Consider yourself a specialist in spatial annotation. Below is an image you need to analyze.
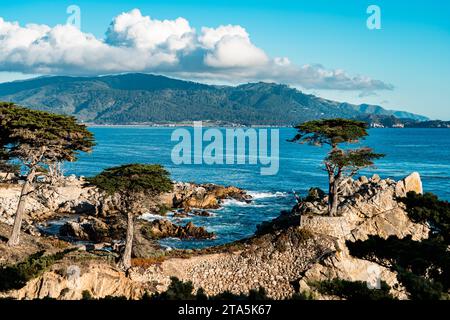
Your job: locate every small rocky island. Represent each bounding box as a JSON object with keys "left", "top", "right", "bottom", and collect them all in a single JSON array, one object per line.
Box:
[{"left": 0, "top": 171, "right": 431, "bottom": 300}]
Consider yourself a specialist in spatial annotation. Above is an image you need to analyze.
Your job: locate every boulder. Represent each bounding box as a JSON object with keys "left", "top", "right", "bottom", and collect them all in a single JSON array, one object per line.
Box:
[
  {"left": 141, "top": 219, "right": 215, "bottom": 240},
  {"left": 395, "top": 172, "right": 423, "bottom": 197},
  {"left": 168, "top": 182, "right": 251, "bottom": 212},
  {"left": 191, "top": 210, "right": 213, "bottom": 217},
  {"left": 60, "top": 216, "right": 110, "bottom": 242}
]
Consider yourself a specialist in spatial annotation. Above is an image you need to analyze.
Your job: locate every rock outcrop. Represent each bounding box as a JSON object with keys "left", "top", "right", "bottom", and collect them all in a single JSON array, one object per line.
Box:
[
  {"left": 0, "top": 263, "right": 147, "bottom": 300},
  {"left": 0, "top": 176, "right": 98, "bottom": 226},
  {"left": 297, "top": 172, "right": 428, "bottom": 240},
  {"left": 395, "top": 171, "right": 423, "bottom": 197},
  {"left": 294, "top": 172, "right": 428, "bottom": 298},
  {"left": 141, "top": 219, "right": 216, "bottom": 240},
  {"left": 0, "top": 177, "right": 250, "bottom": 228},
  {"left": 59, "top": 216, "right": 110, "bottom": 242},
  {"left": 166, "top": 182, "right": 251, "bottom": 211}
]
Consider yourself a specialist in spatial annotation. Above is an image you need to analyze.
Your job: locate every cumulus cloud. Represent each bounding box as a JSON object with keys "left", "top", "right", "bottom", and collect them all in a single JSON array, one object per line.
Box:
[
  {"left": 204, "top": 36, "right": 269, "bottom": 68},
  {"left": 0, "top": 10, "right": 393, "bottom": 91},
  {"left": 105, "top": 9, "right": 195, "bottom": 52}
]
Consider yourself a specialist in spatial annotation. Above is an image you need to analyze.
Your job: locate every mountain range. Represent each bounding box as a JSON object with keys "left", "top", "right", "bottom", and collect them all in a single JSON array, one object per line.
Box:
[{"left": 0, "top": 73, "right": 428, "bottom": 126}]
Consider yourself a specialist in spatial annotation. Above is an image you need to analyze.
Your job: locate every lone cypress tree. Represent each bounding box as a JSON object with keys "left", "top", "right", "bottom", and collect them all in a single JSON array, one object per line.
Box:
[
  {"left": 290, "top": 119, "right": 384, "bottom": 216},
  {"left": 88, "top": 164, "right": 173, "bottom": 270},
  {"left": 0, "top": 102, "right": 95, "bottom": 246}
]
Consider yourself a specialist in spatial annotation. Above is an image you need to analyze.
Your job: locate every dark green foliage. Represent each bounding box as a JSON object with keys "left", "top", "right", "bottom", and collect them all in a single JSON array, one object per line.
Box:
[
  {"left": 289, "top": 118, "right": 383, "bottom": 216},
  {"left": 0, "top": 249, "right": 74, "bottom": 292},
  {"left": 396, "top": 269, "right": 444, "bottom": 300},
  {"left": 0, "top": 102, "right": 95, "bottom": 163},
  {"left": 290, "top": 291, "right": 315, "bottom": 300},
  {"left": 102, "top": 295, "right": 129, "bottom": 300},
  {"left": 311, "top": 279, "right": 394, "bottom": 300},
  {"left": 88, "top": 164, "right": 172, "bottom": 270},
  {"left": 326, "top": 147, "right": 384, "bottom": 175},
  {"left": 146, "top": 277, "right": 320, "bottom": 300},
  {"left": 1, "top": 103, "right": 95, "bottom": 245},
  {"left": 290, "top": 118, "right": 368, "bottom": 146},
  {"left": 0, "top": 161, "right": 20, "bottom": 177},
  {"left": 346, "top": 235, "right": 449, "bottom": 299},
  {"left": 0, "top": 74, "right": 426, "bottom": 125},
  {"left": 347, "top": 192, "right": 450, "bottom": 300},
  {"left": 212, "top": 287, "right": 269, "bottom": 300},
  {"left": 150, "top": 277, "right": 199, "bottom": 300},
  {"left": 81, "top": 290, "right": 128, "bottom": 300},
  {"left": 400, "top": 192, "right": 450, "bottom": 242},
  {"left": 87, "top": 164, "right": 173, "bottom": 197},
  {"left": 347, "top": 236, "right": 450, "bottom": 279},
  {"left": 255, "top": 210, "right": 298, "bottom": 235},
  {"left": 81, "top": 290, "right": 93, "bottom": 300},
  {"left": 156, "top": 204, "right": 172, "bottom": 216},
  {"left": 147, "top": 277, "right": 270, "bottom": 300},
  {"left": 304, "top": 187, "right": 326, "bottom": 202}
]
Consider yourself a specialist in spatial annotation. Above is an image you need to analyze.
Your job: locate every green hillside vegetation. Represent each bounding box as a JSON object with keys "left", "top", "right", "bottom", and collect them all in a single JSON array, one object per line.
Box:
[{"left": 0, "top": 74, "right": 427, "bottom": 126}]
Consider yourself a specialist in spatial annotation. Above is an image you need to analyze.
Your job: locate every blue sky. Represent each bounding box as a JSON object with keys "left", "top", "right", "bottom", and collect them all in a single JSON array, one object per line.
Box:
[{"left": 0, "top": 0, "right": 449, "bottom": 119}]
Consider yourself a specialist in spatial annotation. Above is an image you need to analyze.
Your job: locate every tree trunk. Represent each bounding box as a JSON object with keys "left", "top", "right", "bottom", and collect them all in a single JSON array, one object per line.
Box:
[
  {"left": 328, "top": 181, "right": 339, "bottom": 216},
  {"left": 327, "top": 144, "right": 342, "bottom": 216},
  {"left": 8, "top": 168, "right": 36, "bottom": 246},
  {"left": 119, "top": 211, "right": 134, "bottom": 270},
  {"left": 328, "top": 175, "right": 336, "bottom": 216}
]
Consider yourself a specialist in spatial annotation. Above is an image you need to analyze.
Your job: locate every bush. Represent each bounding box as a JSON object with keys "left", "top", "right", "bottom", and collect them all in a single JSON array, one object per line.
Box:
[
  {"left": 0, "top": 249, "right": 74, "bottom": 292},
  {"left": 400, "top": 192, "right": 450, "bottom": 242},
  {"left": 145, "top": 277, "right": 319, "bottom": 301},
  {"left": 156, "top": 204, "right": 172, "bottom": 216},
  {"left": 310, "top": 279, "right": 395, "bottom": 300},
  {"left": 290, "top": 291, "right": 315, "bottom": 300},
  {"left": 81, "top": 290, "right": 93, "bottom": 300},
  {"left": 149, "top": 277, "right": 197, "bottom": 300}
]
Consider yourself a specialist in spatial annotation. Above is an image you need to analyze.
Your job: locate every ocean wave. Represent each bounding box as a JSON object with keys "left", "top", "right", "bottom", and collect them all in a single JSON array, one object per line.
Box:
[
  {"left": 247, "top": 191, "right": 288, "bottom": 199},
  {"left": 221, "top": 199, "right": 267, "bottom": 207},
  {"left": 139, "top": 213, "right": 166, "bottom": 221}
]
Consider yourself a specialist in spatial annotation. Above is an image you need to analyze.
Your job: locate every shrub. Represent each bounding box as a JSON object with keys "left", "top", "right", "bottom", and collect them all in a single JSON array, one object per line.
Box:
[
  {"left": 0, "top": 249, "right": 74, "bottom": 292},
  {"left": 156, "top": 204, "right": 172, "bottom": 216},
  {"left": 150, "top": 277, "right": 197, "bottom": 300},
  {"left": 81, "top": 290, "right": 93, "bottom": 300},
  {"left": 310, "top": 278, "right": 395, "bottom": 300}
]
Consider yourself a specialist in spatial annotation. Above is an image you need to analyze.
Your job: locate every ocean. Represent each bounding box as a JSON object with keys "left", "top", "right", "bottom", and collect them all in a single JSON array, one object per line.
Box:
[{"left": 63, "top": 127, "right": 450, "bottom": 249}]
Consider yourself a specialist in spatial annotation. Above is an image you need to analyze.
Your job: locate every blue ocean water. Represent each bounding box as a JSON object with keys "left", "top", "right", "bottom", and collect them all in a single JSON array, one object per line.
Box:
[{"left": 63, "top": 127, "right": 450, "bottom": 249}]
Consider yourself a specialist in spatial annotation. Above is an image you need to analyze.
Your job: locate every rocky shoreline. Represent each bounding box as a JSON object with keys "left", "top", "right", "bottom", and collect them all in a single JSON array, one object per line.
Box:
[
  {"left": 0, "top": 177, "right": 251, "bottom": 242},
  {"left": 0, "top": 172, "right": 430, "bottom": 300}
]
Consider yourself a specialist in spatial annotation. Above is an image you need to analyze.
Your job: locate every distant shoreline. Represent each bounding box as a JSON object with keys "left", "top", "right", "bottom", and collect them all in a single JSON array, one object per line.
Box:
[
  {"left": 84, "top": 122, "right": 450, "bottom": 129},
  {"left": 85, "top": 122, "right": 290, "bottom": 128}
]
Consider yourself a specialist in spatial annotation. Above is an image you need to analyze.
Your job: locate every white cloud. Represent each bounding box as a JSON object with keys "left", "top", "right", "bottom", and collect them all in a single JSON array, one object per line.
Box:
[
  {"left": 199, "top": 25, "right": 248, "bottom": 49},
  {"left": 204, "top": 35, "right": 269, "bottom": 68},
  {"left": 105, "top": 9, "right": 195, "bottom": 52},
  {"left": 0, "top": 10, "right": 394, "bottom": 91}
]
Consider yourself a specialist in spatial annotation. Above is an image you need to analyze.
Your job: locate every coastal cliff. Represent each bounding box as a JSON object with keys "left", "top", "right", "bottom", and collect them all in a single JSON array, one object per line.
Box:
[{"left": 0, "top": 172, "right": 429, "bottom": 300}]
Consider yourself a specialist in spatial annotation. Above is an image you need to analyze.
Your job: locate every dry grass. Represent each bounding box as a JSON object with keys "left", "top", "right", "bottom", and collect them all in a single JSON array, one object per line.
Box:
[{"left": 131, "top": 256, "right": 167, "bottom": 268}]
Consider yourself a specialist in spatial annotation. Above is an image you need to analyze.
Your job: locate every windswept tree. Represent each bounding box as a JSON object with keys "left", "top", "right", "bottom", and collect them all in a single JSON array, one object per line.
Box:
[
  {"left": 88, "top": 164, "right": 173, "bottom": 270},
  {"left": 290, "top": 119, "right": 384, "bottom": 216},
  {"left": 0, "top": 102, "right": 95, "bottom": 246}
]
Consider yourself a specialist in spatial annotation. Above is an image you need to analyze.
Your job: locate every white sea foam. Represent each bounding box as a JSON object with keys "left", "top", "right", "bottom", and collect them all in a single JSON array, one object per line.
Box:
[
  {"left": 139, "top": 213, "right": 165, "bottom": 221},
  {"left": 247, "top": 191, "right": 287, "bottom": 199},
  {"left": 221, "top": 198, "right": 266, "bottom": 207}
]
